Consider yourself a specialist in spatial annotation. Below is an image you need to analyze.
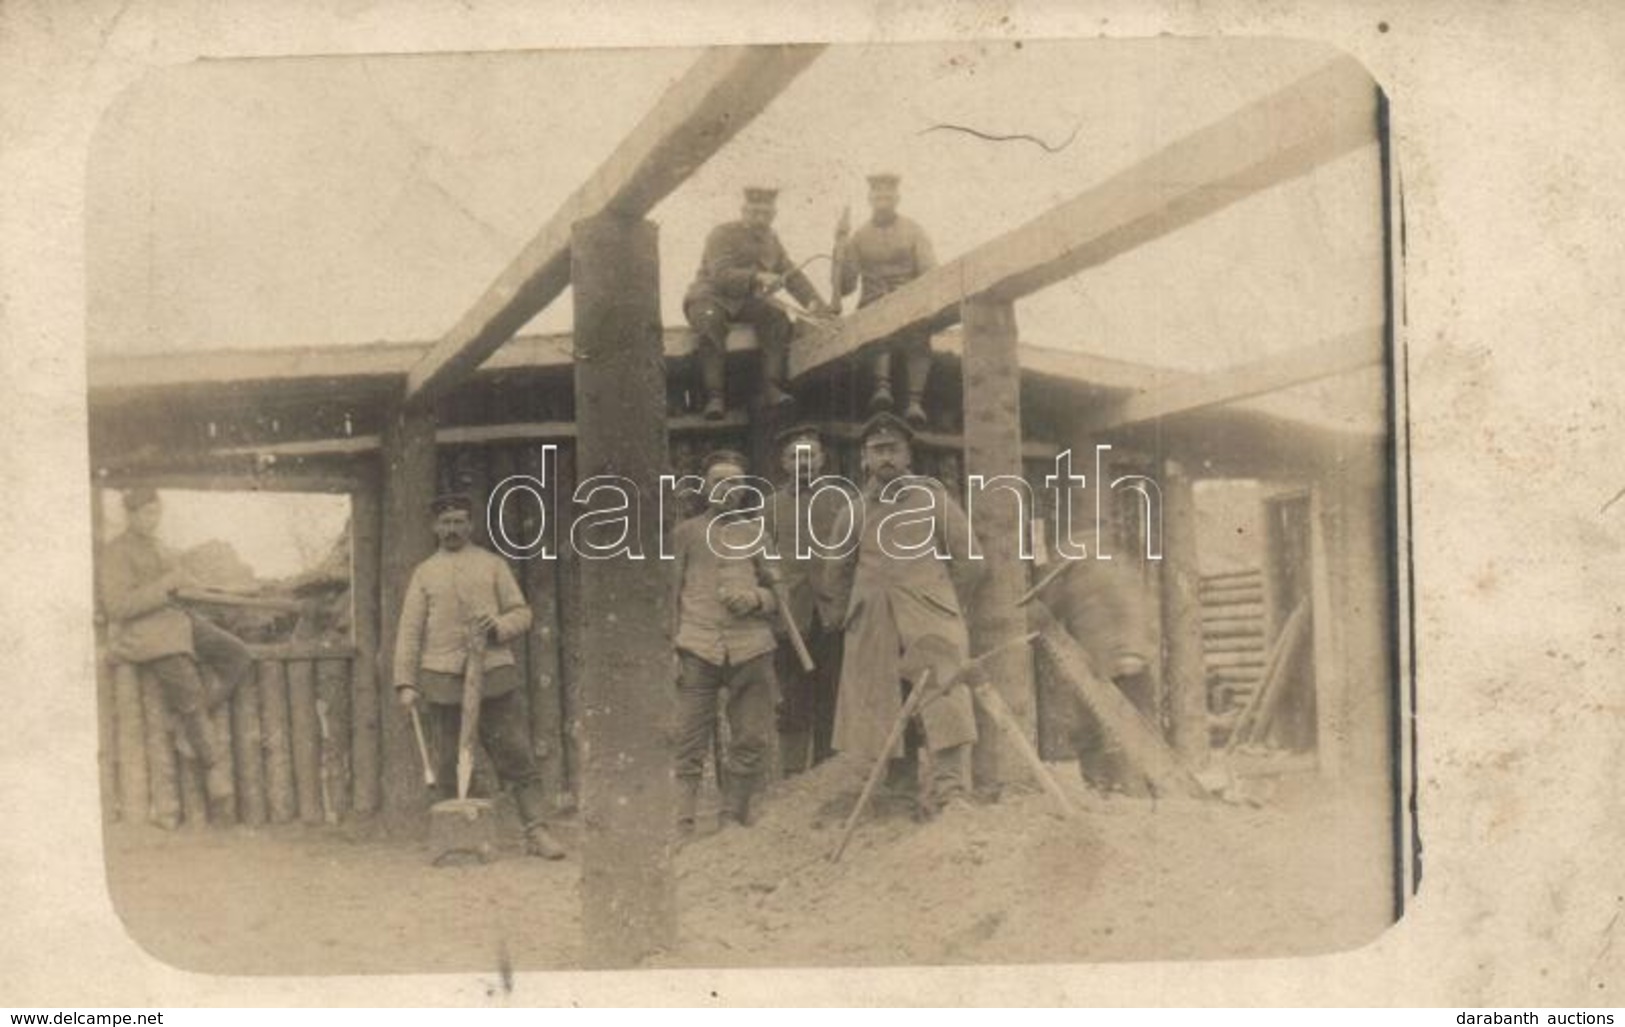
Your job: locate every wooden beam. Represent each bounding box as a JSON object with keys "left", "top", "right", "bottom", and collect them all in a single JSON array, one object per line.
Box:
[
  {"left": 792, "top": 56, "right": 1377, "bottom": 378},
  {"left": 1078, "top": 327, "right": 1382, "bottom": 434},
  {"left": 405, "top": 44, "right": 826, "bottom": 403}
]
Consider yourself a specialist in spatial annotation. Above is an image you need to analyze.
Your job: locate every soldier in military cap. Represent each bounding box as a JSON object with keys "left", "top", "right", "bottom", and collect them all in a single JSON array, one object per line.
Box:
[
  {"left": 834, "top": 173, "right": 939, "bottom": 426},
  {"left": 668, "top": 450, "right": 783, "bottom": 833},
  {"left": 684, "top": 187, "right": 831, "bottom": 419},
  {"left": 763, "top": 423, "right": 850, "bottom": 774},
  {"left": 393, "top": 492, "right": 565, "bottom": 859},
  {"left": 825, "top": 413, "right": 986, "bottom": 814},
  {"left": 99, "top": 487, "right": 255, "bottom": 826}
]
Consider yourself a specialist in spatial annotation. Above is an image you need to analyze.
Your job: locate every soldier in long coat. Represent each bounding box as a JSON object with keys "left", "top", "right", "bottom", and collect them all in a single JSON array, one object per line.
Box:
[
  {"left": 826, "top": 413, "right": 986, "bottom": 810},
  {"left": 763, "top": 423, "right": 850, "bottom": 774},
  {"left": 684, "top": 187, "right": 828, "bottom": 418}
]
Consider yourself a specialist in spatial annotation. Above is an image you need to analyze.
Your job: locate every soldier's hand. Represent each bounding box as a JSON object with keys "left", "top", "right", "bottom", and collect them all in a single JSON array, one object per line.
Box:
[
  {"left": 471, "top": 612, "right": 499, "bottom": 640},
  {"left": 754, "top": 271, "right": 781, "bottom": 293},
  {"left": 396, "top": 686, "right": 423, "bottom": 710}
]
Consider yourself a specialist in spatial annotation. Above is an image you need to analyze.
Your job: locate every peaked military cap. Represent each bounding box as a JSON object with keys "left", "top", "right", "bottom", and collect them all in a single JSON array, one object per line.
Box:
[
  {"left": 866, "top": 172, "right": 901, "bottom": 189},
  {"left": 743, "top": 186, "right": 779, "bottom": 203}
]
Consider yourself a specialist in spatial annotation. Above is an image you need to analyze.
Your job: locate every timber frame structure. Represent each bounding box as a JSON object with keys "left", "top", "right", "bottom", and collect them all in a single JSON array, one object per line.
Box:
[{"left": 89, "top": 45, "right": 1406, "bottom": 963}]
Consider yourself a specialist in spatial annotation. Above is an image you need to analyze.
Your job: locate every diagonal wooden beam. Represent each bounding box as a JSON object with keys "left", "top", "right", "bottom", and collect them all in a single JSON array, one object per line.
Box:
[
  {"left": 791, "top": 55, "right": 1378, "bottom": 379},
  {"left": 1077, "top": 325, "right": 1383, "bottom": 434},
  {"left": 405, "top": 44, "right": 826, "bottom": 404}
]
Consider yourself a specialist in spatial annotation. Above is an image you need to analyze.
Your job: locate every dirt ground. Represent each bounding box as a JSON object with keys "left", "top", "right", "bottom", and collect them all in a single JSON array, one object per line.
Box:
[{"left": 104, "top": 754, "right": 1394, "bottom": 976}]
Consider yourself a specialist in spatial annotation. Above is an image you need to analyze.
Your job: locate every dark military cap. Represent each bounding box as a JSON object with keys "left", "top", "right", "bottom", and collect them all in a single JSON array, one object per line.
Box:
[
  {"left": 121, "top": 486, "right": 159, "bottom": 512},
  {"left": 774, "top": 422, "right": 823, "bottom": 449},
  {"left": 859, "top": 410, "right": 914, "bottom": 444},
  {"left": 700, "top": 449, "right": 749, "bottom": 475},
  {"left": 743, "top": 186, "right": 779, "bottom": 204},
  {"left": 429, "top": 492, "right": 475, "bottom": 515},
  {"left": 866, "top": 172, "right": 901, "bottom": 189}
]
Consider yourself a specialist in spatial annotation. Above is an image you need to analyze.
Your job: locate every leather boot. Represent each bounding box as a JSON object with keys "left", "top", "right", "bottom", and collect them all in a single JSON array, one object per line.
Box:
[
  {"left": 869, "top": 351, "right": 895, "bottom": 412},
  {"left": 719, "top": 773, "right": 758, "bottom": 828},
  {"left": 675, "top": 775, "right": 701, "bottom": 836},
  {"left": 903, "top": 349, "right": 932, "bottom": 427},
  {"left": 698, "top": 346, "right": 726, "bottom": 419},
  {"left": 515, "top": 783, "right": 566, "bottom": 860}
]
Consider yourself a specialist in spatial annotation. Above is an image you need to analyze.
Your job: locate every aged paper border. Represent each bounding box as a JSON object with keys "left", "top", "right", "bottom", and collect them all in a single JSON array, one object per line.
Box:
[{"left": 3, "top": 0, "right": 1620, "bottom": 1007}]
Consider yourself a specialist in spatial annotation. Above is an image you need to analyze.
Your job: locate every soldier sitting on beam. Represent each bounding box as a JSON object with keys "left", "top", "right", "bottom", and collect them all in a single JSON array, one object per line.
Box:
[{"left": 834, "top": 173, "right": 939, "bottom": 427}]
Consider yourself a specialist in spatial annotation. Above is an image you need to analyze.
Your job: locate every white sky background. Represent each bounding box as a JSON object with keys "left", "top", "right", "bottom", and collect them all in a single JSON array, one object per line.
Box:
[{"left": 86, "top": 40, "right": 1387, "bottom": 576}]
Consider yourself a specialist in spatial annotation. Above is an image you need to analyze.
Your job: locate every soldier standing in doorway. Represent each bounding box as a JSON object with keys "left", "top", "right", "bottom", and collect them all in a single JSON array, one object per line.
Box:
[
  {"left": 826, "top": 413, "right": 986, "bottom": 816},
  {"left": 764, "top": 423, "right": 849, "bottom": 775},
  {"left": 392, "top": 493, "right": 566, "bottom": 859},
  {"left": 834, "top": 173, "right": 939, "bottom": 427},
  {"left": 669, "top": 450, "right": 783, "bottom": 834},
  {"left": 99, "top": 487, "right": 255, "bottom": 826},
  {"left": 684, "top": 187, "right": 830, "bottom": 419}
]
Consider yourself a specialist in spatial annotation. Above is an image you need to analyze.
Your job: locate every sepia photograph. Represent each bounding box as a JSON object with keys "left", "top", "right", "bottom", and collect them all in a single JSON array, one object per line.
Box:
[{"left": 83, "top": 37, "right": 1405, "bottom": 975}]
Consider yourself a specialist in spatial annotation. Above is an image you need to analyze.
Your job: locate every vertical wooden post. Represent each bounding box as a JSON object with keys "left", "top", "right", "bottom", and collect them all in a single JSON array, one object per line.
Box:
[
  {"left": 379, "top": 400, "right": 438, "bottom": 823},
  {"left": 205, "top": 693, "right": 235, "bottom": 824},
  {"left": 1159, "top": 458, "right": 1209, "bottom": 768},
  {"left": 287, "top": 659, "right": 323, "bottom": 823},
  {"left": 521, "top": 443, "right": 569, "bottom": 810},
  {"left": 960, "top": 296, "right": 1036, "bottom": 790},
  {"left": 231, "top": 667, "right": 268, "bottom": 826},
  {"left": 96, "top": 653, "right": 119, "bottom": 822},
  {"left": 93, "top": 488, "right": 119, "bottom": 821},
  {"left": 113, "top": 662, "right": 147, "bottom": 822},
  {"left": 317, "top": 658, "right": 353, "bottom": 823},
  {"left": 555, "top": 443, "right": 583, "bottom": 809},
  {"left": 260, "top": 659, "right": 297, "bottom": 824},
  {"left": 350, "top": 482, "right": 384, "bottom": 815},
  {"left": 571, "top": 212, "right": 677, "bottom": 967}
]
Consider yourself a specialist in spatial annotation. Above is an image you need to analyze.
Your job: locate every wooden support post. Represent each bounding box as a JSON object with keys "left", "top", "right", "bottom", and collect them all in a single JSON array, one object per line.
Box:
[
  {"left": 570, "top": 213, "right": 677, "bottom": 967},
  {"left": 113, "top": 663, "right": 147, "bottom": 822},
  {"left": 960, "top": 297, "right": 1036, "bottom": 790},
  {"left": 1159, "top": 459, "right": 1209, "bottom": 769},
  {"left": 379, "top": 401, "right": 439, "bottom": 822},
  {"left": 260, "top": 659, "right": 297, "bottom": 824},
  {"left": 350, "top": 484, "right": 383, "bottom": 815},
  {"left": 317, "top": 658, "right": 353, "bottom": 823},
  {"left": 231, "top": 667, "right": 268, "bottom": 825},
  {"left": 521, "top": 443, "right": 569, "bottom": 810},
  {"left": 287, "top": 659, "right": 323, "bottom": 823},
  {"left": 139, "top": 672, "right": 180, "bottom": 827}
]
